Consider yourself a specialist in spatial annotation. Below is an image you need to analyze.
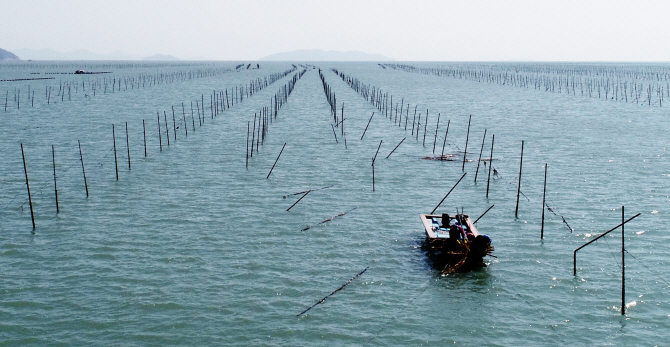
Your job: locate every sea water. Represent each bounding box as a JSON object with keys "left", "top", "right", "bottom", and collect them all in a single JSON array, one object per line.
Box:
[{"left": 1, "top": 61, "right": 668, "bottom": 345}]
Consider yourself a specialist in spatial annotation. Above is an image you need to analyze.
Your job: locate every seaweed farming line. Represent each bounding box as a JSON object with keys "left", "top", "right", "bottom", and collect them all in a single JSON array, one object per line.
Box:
[
  {"left": 1, "top": 69, "right": 301, "bottom": 230},
  {"left": 331, "top": 68, "right": 468, "bottom": 156},
  {"left": 328, "top": 68, "right": 583, "bottom": 239},
  {"left": 383, "top": 63, "right": 669, "bottom": 107},
  {"left": 318, "top": 68, "right": 348, "bottom": 148},
  {"left": 246, "top": 69, "right": 308, "bottom": 166},
  {"left": 2, "top": 65, "right": 296, "bottom": 111}
]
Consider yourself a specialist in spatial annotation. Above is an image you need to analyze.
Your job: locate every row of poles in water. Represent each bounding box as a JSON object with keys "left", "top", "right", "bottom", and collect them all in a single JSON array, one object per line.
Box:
[
  {"left": 333, "top": 64, "right": 637, "bottom": 315},
  {"left": 384, "top": 63, "right": 669, "bottom": 107},
  {"left": 14, "top": 67, "right": 300, "bottom": 232}
]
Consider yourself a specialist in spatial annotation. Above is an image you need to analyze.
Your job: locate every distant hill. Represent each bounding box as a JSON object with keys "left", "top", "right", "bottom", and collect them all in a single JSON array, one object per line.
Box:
[
  {"left": 260, "top": 49, "right": 393, "bottom": 61},
  {"left": 12, "top": 48, "right": 140, "bottom": 60},
  {"left": 0, "top": 48, "right": 20, "bottom": 61},
  {"left": 143, "top": 54, "right": 179, "bottom": 61}
]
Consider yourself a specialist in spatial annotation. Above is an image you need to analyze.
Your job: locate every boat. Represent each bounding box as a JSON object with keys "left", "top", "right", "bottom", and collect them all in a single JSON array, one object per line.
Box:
[{"left": 419, "top": 212, "right": 494, "bottom": 273}]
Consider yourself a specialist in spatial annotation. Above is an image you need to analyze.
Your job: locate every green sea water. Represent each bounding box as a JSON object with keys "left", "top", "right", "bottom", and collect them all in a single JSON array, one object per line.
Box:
[{"left": 1, "top": 61, "right": 669, "bottom": 346}]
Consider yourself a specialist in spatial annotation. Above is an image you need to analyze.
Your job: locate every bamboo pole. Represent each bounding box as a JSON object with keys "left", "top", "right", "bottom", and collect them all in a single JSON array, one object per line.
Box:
[
  {"left": 113, "top": 124, "right": 118, "bottom": 180},
  {"left": 431, "top": 173, "right": 467, "bottom": 214},
  {"left": 157, "top": 113, "right": 162, "bottom": 151},
  {"left": 622, "top": 206, "right": 625, "bottom": 315},
  {"left": 21, "top": 144, "right": 35, "bottom": 231},
  {"left": 573, "top": 212, "right": 640, "bottom": 276},
  {"left": 441, "top": 120, "right": 450, "bottom": 159},
  {"left": 52, "top": 145, "right": 59, "bottom": 214},
  {"left": 143, "top": 119, "right": 147, "bottom": 157},
  {"left": 515, "top": 141, "right": 524, "bottom": 218},
  {"left": 541, "top": 164, "right": 547, "bottom": 238},
  {"left": 474, "top": 129, "right": 487, "bottom": 183},
  {"left": 432, "top": 113, "right": 441, "bottom": 153},
  {"left": 126, "top": 122, "right": 131, "bottom": 170},
  {"left": 462, "top": 115, "right": 471, "bottom": 171},
  {"left": 267, "top": 143, "right": 286, "bottom": 179},
  {"left": 386, "top": 138, "right": 406, "bottom": 158},
  {"left": 361, "top": 112, "right": 375, "bottom": 140},
  {"left": 486, "top": 135, "right": 495, "bottom": 198},
  {"left": 78, "top": 141, "right": 89, "bottom": 197}
]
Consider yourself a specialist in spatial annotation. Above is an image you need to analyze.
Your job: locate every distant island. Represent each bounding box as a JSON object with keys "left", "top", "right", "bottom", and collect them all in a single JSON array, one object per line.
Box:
[
  {"left": 260, "top": 49, "right": 393, "bottom": 61},
  {"left": 9, "top": 49, "right": 180, "bottom": 61},
  {"left": 143, "top": 54, "right": 179, "bottom": 61},
  {"left": 0, "top": 48, "right": 20, "bottom": 61}
]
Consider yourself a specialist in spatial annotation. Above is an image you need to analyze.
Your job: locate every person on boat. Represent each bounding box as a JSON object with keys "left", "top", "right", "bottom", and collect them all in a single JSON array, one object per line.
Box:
[
  {"left": 441, "top": 213, "right": 450, "bottom": 229},
  {"left": 449, "top": 224, "right": 466, "bottom": 244}
]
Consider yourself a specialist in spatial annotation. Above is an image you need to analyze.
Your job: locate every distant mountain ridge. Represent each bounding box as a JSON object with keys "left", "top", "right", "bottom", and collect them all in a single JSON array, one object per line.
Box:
[
  {"left": 0, "top": 48, "right": 20, "bottom": 61},
  {"left": 260, "top": 49, "right": 393, "bottom": 61},
  {"left": 13, "top": 48, "right": 140, "bottom": 60},
  {"left": 11, "top": 49, "right": 181, "bottom": 61}
]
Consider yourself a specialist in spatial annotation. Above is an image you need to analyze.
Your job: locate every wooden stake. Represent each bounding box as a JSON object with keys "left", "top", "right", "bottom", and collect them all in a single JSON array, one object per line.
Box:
[
  {"left": 361, "top": 112, "right": 375, "bottom": 140},
  {"left": 143, "top": 119, "right": 147, "bottom": 157},
  {"left": 164, "top": 112, "right": 170, "bottom": 146},
  {"left": 172, "top": 106, "right": 177, "bottom": 141},
  {"left": 157, "top": 113, "right": 162, "bottom": 151},
  {"left": 541, "top": 163, "right": 547, "bottom": 238},
  {"left": 573, "top": 212, "right": 640, "bottom": 276},
  {"left": 182, "top": 103, "right": 188, "bottom": 137},
  {"left": 386, "top": 137, "right": 406, "bottom": 158},
  {"left": 432, "top": 113, "right": 440, "bottom": 153},
  {"left": 462, "top": 115, "right": 471, "bottom": 171},
  {"left": 474, "top": 129, "right": 487, "bottom": 183},
  {"left": 622, "top": 206, "right": 625, "bottom": 315},
  {"left": 422, "top": 109, "right": 428, "bottom": 146},
  {"left": 113, "top": 124, "right": 118, "bottom": 180},
  {"left": 246, "top": 121, "right": 250, "bottom": 168},
  {"left": 486, "top": 135, "right": 495, "bottom": 198},
  {"left": 431, "top": 173, "right": 467, "bottom": 214},
  {"left": 287, "top": 190, "right": 310, "bottom": 211},
  {"left": 515, "top": 140, "right": 524, "bottom": 218},
  {"left": 441, "top": 120, "right": 450, "bottom": 159},
  {"left": 126, "top": 122, "right": 131, "bottom": 170},
  {"left": 267, "top": 143, "right": 286, "bottom": 179},
  {"left": 21, "top": 143, "right": 35, "bottom": 231},
  {"left": 52, "top": 145, "right": 59, "bottom": 214},
  {"left": 78, "top": 140, "right": 89, "bottom": 197}
]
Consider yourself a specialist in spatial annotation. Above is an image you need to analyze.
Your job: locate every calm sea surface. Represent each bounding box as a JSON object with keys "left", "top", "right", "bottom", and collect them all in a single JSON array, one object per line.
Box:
[{"left": 1, "top": 61, "right": 669, "bottom": 346}]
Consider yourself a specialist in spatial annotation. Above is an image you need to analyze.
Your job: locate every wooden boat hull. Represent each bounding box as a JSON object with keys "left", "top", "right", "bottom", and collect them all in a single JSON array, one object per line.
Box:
[{"left": 420, "top": 213, "right": 493, "bottom": 273}]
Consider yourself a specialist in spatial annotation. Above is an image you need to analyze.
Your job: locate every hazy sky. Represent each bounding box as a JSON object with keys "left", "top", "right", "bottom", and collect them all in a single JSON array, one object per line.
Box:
[{"left": 2, "top": 0, "right": 669, "bottom": 61}]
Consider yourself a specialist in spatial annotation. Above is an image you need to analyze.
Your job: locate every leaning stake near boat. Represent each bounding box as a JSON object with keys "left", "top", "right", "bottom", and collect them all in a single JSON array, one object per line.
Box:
[{"left": 420, "top": 212, "right": 494, "bottom": 273}]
